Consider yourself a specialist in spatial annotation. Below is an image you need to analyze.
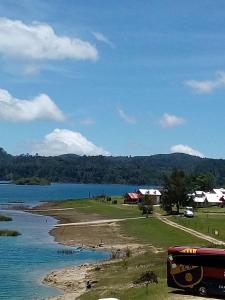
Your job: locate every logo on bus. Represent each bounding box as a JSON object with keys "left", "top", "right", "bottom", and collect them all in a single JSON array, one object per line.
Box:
[
  {"left": 171, "top": 264, "right": 203, "bottom": 288},
  {"left": 168, "top": 254, "right": 203, "bottom": 288}
]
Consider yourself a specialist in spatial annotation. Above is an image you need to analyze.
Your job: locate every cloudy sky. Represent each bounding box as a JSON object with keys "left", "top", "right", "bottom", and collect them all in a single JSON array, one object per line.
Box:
[{"left": 0, "top": 0, "right": 224, "bottom": 157}]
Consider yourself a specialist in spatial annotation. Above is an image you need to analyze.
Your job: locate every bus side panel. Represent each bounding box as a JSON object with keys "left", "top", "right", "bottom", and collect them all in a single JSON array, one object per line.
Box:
[
  {"left": 167, "top": 260, "right": 178, "bottom": 289},
  {"left": 167, "top": 260, "right": 203, "bottom": 289}
]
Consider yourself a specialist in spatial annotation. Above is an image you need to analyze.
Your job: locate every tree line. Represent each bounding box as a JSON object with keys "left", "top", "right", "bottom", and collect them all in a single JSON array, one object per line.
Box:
[
  {"left": 161, "top": 169, "right": 216, "bottom": 215},
  {"left": 0, "top": 147, "right": 225, "bottom": 185}
]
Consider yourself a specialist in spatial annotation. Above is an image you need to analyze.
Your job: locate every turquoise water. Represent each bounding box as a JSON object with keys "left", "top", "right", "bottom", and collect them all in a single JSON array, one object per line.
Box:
[
  {"left": 0, "top": 183, "right": 149, "bottom": 299},
  {"left": 0, "top": 210, "right": 108, "bottom": 300}
]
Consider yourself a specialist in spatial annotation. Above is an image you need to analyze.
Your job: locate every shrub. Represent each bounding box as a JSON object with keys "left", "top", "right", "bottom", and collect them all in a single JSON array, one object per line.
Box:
[
  {"left": 125, "top": 247, "right": 132, "bottom": 257},
  {"left": 121, "top": 258, "right": 128, "bottom": 269},
  {"left": 94, "top": 265, "right": 101, "bottom": 271},
  {"left": 133, "top": 271, "right": 158, "bottom": 285},
  {"left": 110, "top": 249, "right": 121, "bottom": 259}
]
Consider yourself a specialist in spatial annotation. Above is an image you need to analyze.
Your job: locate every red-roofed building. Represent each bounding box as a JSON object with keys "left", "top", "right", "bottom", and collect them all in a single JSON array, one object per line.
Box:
[{"left": 124, "top": 192, "right": 140, "bottom": 204}]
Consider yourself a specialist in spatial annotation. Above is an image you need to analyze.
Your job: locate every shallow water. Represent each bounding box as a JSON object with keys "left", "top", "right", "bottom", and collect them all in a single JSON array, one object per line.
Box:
[
  {"left": 0, "top": 210, "right": 108, "bottom": 300},
  {"left": 0, "top": 183, "right": 152, "bottom": 299}
]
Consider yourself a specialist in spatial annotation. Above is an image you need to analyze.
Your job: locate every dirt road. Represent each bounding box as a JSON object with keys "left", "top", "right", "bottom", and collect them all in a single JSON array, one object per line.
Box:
[
  {"left": 156, "top": 213, "right": 225, "bottom": 245},
  {"left": 54, "top": 216, "right": 145, "bottom": 227}
]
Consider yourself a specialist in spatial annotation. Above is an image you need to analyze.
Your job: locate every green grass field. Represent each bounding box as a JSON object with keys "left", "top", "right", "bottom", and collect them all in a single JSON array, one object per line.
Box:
[
  {"left": 45, "top": 197, "right": 141, "bottom": 222},
  {"left": 172, "top": 207, "right": 225, "bottom": 242},
  {"left": 122, "top": 218, "right": 207, "bottom": 248},
  {"left": 78, "top": 217, "right": 209, "bottom": 300},
  {"left": 42, "top": 198, "right": 212, "bottom": 299}
]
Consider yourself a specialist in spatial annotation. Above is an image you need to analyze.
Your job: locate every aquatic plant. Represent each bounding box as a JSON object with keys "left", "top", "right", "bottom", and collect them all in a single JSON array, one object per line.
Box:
[
  {"left": 0, "top": 215, "right": 12, "bottom": 221},
  {"left": 0, "top": 230, "right": 21, "bottom": 236}
]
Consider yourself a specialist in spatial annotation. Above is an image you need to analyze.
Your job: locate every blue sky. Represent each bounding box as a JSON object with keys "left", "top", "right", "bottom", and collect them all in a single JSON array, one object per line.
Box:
[{"left": 0, "top": 0, "right": 225, "bottom": 158}]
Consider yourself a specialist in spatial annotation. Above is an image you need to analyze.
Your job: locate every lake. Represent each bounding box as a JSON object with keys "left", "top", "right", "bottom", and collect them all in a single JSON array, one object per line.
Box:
[
  {"left": 0, "top": 183, "right": 147, "bottom": 299},
  {"left": 0, "top": 182, "right": 143, "bottom": 206}
]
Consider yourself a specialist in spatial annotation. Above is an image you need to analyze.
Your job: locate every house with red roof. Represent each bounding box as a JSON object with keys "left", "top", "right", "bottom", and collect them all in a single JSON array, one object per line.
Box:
[{"left": 124, "top": 192, "right": 140, "bottom": 204}]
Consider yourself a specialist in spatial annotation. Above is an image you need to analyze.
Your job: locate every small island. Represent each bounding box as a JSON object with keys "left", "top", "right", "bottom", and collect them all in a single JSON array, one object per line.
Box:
[
  {"left": 0, "top": 230, "right": 21, "bottom": 236},
  {"left": 13, "top": 177, "right": 51, "bottom": 186},
  {"left": 0, "top": 214, "right": 12, "bottom": 221},
  {"left": 0, "top": 214, "right": 20, "bottom": 236}
]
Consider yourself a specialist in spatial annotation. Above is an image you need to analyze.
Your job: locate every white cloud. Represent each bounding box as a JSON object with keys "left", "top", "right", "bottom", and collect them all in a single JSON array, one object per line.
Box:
[
  {"left": 33, "top": 129, "right": 110, "bottom": 156},
  {"left": 92, "top": 31, "right": 114, "bottom": 48},
  {"left": 160, "top": 113, "right": 185, "bottom": 128},
  {"left": 80, "top": 117, "right": 95, "bottom": 126},
  {"left": 0, "top": 17, "right": 98, "bottom": 61},
  {"left": 117, "top": 108, "right": 136, "bottom": 124},
  {"left": 170, "top": 144, "right": 204, "bottom": 157},
  {"left": 0, "top": 88, "right": 65, "bottom": 122},
  {"left": 185, "top": 72, "right": 225, "bottom": 94}
]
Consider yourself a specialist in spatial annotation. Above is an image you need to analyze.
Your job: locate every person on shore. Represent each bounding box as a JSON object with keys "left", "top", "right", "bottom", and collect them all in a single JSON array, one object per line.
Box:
[{"left": 86, "top": 280, "right": 91, "bottom": 289}]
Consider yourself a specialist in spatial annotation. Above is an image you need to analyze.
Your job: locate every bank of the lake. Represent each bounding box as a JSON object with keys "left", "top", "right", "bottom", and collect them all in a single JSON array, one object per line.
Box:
[
  {"left": 40, "top": 197, "right": 210, "bottom": 300},
  {"left": 0, "top": 210, "right": 108, "bottom": 300},
  {"left": 0, "top": 183, "right": 153, "bottom": 300}
]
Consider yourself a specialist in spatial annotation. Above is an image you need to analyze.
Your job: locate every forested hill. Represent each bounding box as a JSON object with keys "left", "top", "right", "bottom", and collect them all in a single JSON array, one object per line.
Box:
[{"left": 0, "top": 147, "right": 225, "bottom": 185}]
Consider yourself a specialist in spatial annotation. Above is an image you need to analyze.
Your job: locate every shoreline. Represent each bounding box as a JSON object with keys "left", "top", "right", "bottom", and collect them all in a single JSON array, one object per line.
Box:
[
  {"left": 43, "top": 262, "right": 96, "bottom": 300},
  {"left": 33, "top": 199, "right": 215, "bottom": 300},
  {"left": 36, "top": 203, "right": 147, "bottom": 300},
  {"left": 42, "top": 243, "right": 149, "bottom": 300}
]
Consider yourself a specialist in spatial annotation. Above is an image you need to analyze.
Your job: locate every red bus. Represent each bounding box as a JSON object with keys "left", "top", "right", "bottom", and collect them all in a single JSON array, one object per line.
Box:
[{"left": 167, "top": 246, "right": 225, "bottom": 297}]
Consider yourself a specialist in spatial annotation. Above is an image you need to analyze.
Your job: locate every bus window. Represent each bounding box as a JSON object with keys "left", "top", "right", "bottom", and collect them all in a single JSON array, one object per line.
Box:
[{"left": 173, "top": 254, "right": 225, "bottom": 268}]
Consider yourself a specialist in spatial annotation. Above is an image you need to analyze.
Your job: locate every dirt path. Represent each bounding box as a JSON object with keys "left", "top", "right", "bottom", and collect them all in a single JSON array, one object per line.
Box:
[
  {"left": 30, "top": 208, "right": 75, "bottom": 212},
  {"left": 155, "top": 213, "right": 225, "bottom": 245},
  {"left": 55, "top": 216, "right": 145, "bottom": 227}
]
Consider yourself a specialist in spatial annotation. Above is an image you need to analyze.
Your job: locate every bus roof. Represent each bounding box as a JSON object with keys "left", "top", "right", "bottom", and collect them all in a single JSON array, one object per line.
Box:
[{"left": 168, "top": 246, "right": 225, "bottom": 256}]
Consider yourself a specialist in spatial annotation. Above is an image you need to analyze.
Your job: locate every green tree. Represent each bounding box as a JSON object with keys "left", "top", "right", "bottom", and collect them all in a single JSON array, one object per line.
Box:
[
  {"left": 139, "top": 194, "right": 154, "bottom": 217},
  {"left": 193, "top": 173, "right": 215, "bottom": 191},
  {"left": 161, "top": 169, "right": 188, "bottom": 214}
]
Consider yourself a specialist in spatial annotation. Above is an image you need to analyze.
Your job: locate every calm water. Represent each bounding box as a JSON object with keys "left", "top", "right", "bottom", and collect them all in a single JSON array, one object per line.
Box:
[
  {"left": 0, "top": 183, "right": 144, "bottom": 300},
  {"left": 0, "top": 182, "right": 142, "bottom": 206},
  {"left": 0, "top": 211, "right": 108, "bottom": 300}
]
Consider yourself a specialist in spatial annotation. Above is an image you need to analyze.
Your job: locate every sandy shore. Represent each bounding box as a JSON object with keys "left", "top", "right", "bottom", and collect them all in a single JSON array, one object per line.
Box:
[
  {"left": 32, "top": 202, "right": 147, "bottom": 299},
  {"left": 37, "top": 203, "right": 220, "bottom": 300},
  {"left": 42, "top": 243, "right": 149, "bottom": 300},
  {"left": 43, "top": 259, "right": 220, "bottom": 300},
  {"left": 43, "top": 263, "right": 94, "bottom": 300}
]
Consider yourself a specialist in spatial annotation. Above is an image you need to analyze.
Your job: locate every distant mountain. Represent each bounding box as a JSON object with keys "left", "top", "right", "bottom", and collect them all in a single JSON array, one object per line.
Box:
[{"left": 0, "top": 149, "right": 224, "bottom": 185}]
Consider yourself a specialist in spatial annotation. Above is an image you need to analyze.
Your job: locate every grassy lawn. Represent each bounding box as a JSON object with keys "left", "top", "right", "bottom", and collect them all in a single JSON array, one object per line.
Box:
[
  {"left": 42, "top": 198, "right": 212, "bottom": 299},
  {"left": 40, "top": 197, "right": 141, "bottom": 222},
  {"left": 172, "top": 212, "right": 225, "bottom": 242},
  {"left": 78, "top": 217, "right": 209, "bottom": 300},
  {"left": 121, "top": 218, "right": 207, "bottom": 248},
  {"left": 79, "top": 251, "right": 171, "bottom": 300}
]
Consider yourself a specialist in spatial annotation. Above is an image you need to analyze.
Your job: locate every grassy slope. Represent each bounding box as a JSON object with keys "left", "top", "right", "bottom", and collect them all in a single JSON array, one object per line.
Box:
[
  {"left": 41, "top": 197, "right": 140, "bottom": 223},
  {"left": 171, "top": 207, "right": 225, "bottom": 242},
  {"left": 78, "top": 218, "right": 207, "bottom": 300},
  {"left": 44, "top": 198, "right": 210, "bottom": 300},
  {"left": 122, "top": 218, "right": 206, "bottom": 248}
]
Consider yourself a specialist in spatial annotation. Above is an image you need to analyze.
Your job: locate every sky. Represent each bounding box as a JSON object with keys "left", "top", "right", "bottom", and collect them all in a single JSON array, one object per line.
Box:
[{"left": 0, "top": 0, "right": 225, "bottom": 158}]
